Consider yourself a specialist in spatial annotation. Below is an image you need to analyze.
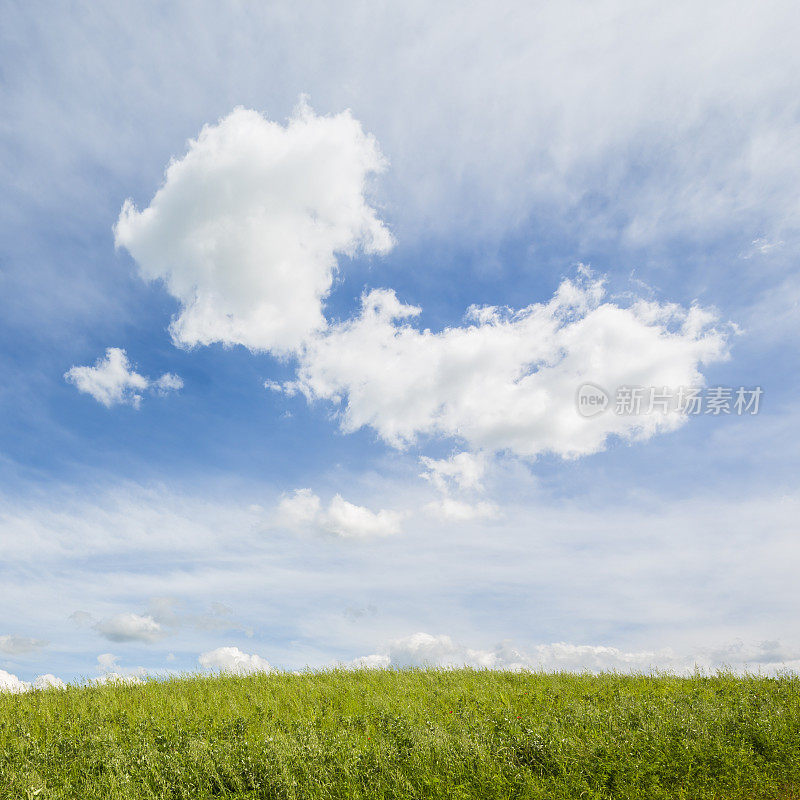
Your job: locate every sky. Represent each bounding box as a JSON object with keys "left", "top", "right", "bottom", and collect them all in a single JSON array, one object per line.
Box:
[{"left": 1, "top": 0, "right": 800, "bottom": 689}]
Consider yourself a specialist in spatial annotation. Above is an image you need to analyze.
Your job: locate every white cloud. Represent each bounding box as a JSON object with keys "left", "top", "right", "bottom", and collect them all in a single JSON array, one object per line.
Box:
[
  {"left": 115, "top": 102, "right": 393, "bottom": 355},
  {"left": 353, "top": 632, "right": 674, "bottom": 671},
  {"left": 199, "top": 646, "right": 271, "bottom": 674},
  {"left": 109, "top": 103, "right": 731, "bottom": 463},
  {"left": 385, "top": 632, "right": 462, "bottom": 667},
  {"left": 0, "top": 634, "right": 46, "bottom": 654},
  {"left": 153, "top": 372, "right": 184, "bottom": 394},
  {"left": 8, "top": 0, "right": 800, "bottom": 261},
  {"left": 705, "top": 640, "right": 800, "bottom": 671},
  {"left": 0, "top": 670, "right": 67, "bottom": 693},
  {"left": 97, "top": 652, "right": 119, "bottom": 672},
  {"left": 65, "top": 348, "right": 148, "bottom": 408},
  {"left": 95, "top": 613, "right": 165, "bottom": 643},
  {"left": 420, "top": 452, "right": 499, "bottom": 520},
  {"left": 3, "top": 481, "right": 799, "bottom": 679},
  {"left": 278, "top": 489, "right": 402, "bottom": 539},
  {"left": 64, "top": 347, "right": 182, "bottom": 408},
  {"left": 351, "top": 653, "right": 391, "bottom": 669},
  {"left": 278, "top": 488, "right": 322, "bottom": 526},
  {"left": 93, "top": 653, "right": 146, "bottom": 684},
  {"left": 0, "top": 669, "right": 31, "bottom": 693},
  {"left": 355, "top": 633, "right": 800, "bottom": 674},
  {"left": 325, "top": 494, "right": 403, "bottom": 539},
  {"left": 91, "top": 673, "right": 143, "bottom": 685},
  {"left": 420, "top": 452, "right": 486, "bottom": 493},
  {"left": 286, "top": 273, "right": 729, "bottom": 458},
  {"left": 33, "top": 674, "right": 66, "bottom": 690}
]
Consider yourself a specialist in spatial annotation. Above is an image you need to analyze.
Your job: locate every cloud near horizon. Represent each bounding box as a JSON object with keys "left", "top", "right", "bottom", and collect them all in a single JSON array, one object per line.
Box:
[
  {"left": 4, "top": 632, "right": 798, "bottom": 694},
  {"left": 352, "top": 632, "right": 800, "bottom": 675},
  {"left": 199, "top": 646, "right": 272, "bottom": 675}
]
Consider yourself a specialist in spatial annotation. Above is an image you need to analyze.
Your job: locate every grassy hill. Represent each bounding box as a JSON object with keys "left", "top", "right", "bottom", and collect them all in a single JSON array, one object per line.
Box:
[{"left": 1, "top": 669, "right": 798, "bottom": 799}]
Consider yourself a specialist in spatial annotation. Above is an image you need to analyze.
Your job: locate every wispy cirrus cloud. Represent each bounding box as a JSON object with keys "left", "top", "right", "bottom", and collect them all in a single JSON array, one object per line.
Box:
[
  {"left": 0, "top": 478, "right": 799, "bottom": 680},
  {"left": 71, "top": 599, "right": 253, "bottom": 645},
  {"left": 0, "top": 634, "right": 47, "bottom": 655}
]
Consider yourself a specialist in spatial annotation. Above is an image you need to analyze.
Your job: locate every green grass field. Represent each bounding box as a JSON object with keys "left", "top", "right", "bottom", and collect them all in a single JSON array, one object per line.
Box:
[{"left": 1, "top": 669, "right": 798, "bottom": 799}]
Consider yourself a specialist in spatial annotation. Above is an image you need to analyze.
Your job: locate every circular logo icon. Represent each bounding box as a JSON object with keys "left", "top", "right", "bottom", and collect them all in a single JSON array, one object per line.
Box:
[{"left": 576, "top": 383, "right": 609, "bottom": 417}]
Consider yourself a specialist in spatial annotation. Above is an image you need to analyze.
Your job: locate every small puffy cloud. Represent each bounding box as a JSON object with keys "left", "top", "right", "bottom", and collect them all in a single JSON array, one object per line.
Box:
[
  {"left": 199, "top": 646, "right": 271, "bottom": 675},
  {"left": 351, "top": 653, "right": 391, "bottom": 669},
  {"left": 385, "top": 632, "right": 463, "bottom": 667},
  {"left": 33, "top": 674, "right": 66, "bottom": 690},
  {"left": 0, "top": 670, "right": 67, "bottom": 693},
  {"left": 420, "top": 452, "right": 486, "bottom": 493},
  {"left": 65, "top": 348, "right": 148, "bottom": 407},
  {"left": 377, "top": 633, "right": 517, "bottom": 669},
  {"left": 97, "top": 652, "right": 119, "bottom": 672},
  {"left": 92, "top": 673, "right": 143, "bottom": 686},
  {"left": 0, "top": 634, "right": 46, "bottom": 654},
  {"left": 420, "top": 452, "right": 499, "bottom": 520},
  {"left": 115, "top": 102, "right": 393, "bottom": 355},
  {"left": 93, "top": 653, "right": 145, "bottom": 684},
  {"left": 152, "top": 372, "right": 184, "bottom": 394},
  {"left": 285, "top": 273, "right": 729, "bottom": 459},
  {"left": 64, "top": 348, "right": 182, "bottom": 408},
  {"left": 95, "top": 613, "right": 165, "bottom": 643},
  {"left": 278, "top": 489, "right": 402, "bottom": 539},
  {"left": 0, "top": 669, "right": 31, "bottom": 694},
  {"left": 325, "top": 495, "right": 403, "bottom": 539},
  {"left": 278, "top": 488, "right": 322, "bottom": 526}
]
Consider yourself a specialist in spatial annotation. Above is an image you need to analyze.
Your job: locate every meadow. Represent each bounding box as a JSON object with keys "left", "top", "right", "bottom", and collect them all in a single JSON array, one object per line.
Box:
[{"left": 1, "top": 669, "right": 798, "bottom": 799}]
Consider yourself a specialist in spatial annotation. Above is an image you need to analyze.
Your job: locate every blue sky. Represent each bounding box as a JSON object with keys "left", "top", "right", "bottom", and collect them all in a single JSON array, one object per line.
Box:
[{"left": 1, "top": 0, "right": 800, "bottom": 688}]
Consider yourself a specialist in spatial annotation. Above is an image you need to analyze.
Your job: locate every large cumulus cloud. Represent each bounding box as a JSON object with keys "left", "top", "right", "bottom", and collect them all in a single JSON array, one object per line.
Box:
[{"left": 115, "top": 102, "right": 393, "bottom": 354}]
